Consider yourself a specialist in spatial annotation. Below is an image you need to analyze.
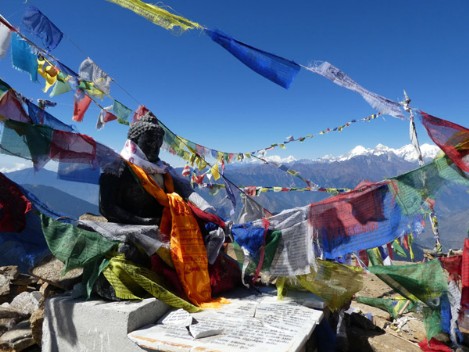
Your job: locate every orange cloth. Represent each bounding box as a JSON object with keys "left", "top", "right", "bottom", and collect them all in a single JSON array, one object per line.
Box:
[{"left": 126, "top": 161, "right": 225, "bottom": 307}]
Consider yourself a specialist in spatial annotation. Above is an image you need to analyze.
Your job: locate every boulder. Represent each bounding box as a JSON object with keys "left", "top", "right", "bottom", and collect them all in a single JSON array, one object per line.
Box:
[
  {"left": 0, "top": 320, "right": 35, "bottom": 351},
  {"left": 30, "top": 256, "right": 82, "bottom": 291},
  {"left": 8, "top": 292, "right": 43, "bottom": 316}
]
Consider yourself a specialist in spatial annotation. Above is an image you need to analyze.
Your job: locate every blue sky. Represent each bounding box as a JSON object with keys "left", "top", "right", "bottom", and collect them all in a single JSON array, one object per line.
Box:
[{"left": 1, "top": 0, "right": 469, "bottom": 169}]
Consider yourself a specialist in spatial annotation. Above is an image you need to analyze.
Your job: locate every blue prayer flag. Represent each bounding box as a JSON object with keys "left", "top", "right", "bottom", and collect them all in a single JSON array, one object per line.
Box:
[
  {"left": 205, "top": 29, "right": 301, "bottom": 89},
  {"left": 22, "top": 6, "right": 63, "bottom": 51},
  {"left": 11, "top": 33, "right": 38, "bottom": 81}
]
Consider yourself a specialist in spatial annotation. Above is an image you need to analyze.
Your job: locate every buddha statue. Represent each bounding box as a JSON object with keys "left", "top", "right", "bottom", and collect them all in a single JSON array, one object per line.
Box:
[{"left": 99, "top": 112, "right": 214, "bottom": 226}]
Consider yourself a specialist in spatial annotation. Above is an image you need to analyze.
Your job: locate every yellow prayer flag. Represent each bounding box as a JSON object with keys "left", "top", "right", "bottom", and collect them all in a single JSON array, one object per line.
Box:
[
  {"left": 107, "top": 0, "right": 202, "bottom": 32},
  {"left": 210, "top": 163, "right": 220, "bottom": 180},
  {"left": 37, "top": 58, "right": 58, "bottom": 93}
]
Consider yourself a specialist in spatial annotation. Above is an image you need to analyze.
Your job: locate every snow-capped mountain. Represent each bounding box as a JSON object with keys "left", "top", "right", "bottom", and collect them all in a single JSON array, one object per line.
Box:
[{"left": 318, "top": 143, "right": 440, "bottom": 163}]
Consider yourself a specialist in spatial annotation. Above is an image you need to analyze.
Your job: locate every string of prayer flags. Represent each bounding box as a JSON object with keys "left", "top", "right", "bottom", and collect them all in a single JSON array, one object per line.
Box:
[
  {"left": 78, "top": 57, "right": 112, "bottom": 96},
  {"left": 22, "top": 6, "right": 63, "bottom": 51},
  {"left": 72, "top": 89, "right": 92, "bottom": 122},
  {"left": 112, "top": 100, "right": 132, "bottom": 125},
  {"left": 106, "top": 0, "right": 202, "bottom": 32},
  {"left": 96, "top": 106, "right": 117, "bottom": 130},
  {"left": 205, "top": 29, "right": 301, "bottom": 89},
  {"left": 11, "top": 33, "right": 38, "bottom": 82},
  {"left": 0, "top": 18, "right": 12, "bottom": 58},
  {"left": 420, "top": 111, "right": 469, "bottom": 173},
  {"left": 305, "top": 61, "right": 405, "bottom": 119}
]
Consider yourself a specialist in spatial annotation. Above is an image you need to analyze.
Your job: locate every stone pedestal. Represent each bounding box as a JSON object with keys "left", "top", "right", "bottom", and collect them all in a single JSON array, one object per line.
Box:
[{"left": 42, "top": 295, "right": 169, "bottom": 352}]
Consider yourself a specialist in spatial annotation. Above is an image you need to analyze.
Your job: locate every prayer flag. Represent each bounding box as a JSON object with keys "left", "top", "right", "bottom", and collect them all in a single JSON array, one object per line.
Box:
[
  {"left": 25, "top": 100, "right": 74, "bottom": 132},
  {"left": 96, "top": 106, "right": 117, "bottom": 129},
  {"left": 22, "top": 6, "right": 63, "bottom": 51},
  {"left": 420, "top": 111, "right": 469, "bottom": 172},
  {"left": 78, "top": 57, "right": 112, "bottom": 95},
  {"left": 106, "top": 0, "right": 202, "bottom": 32},
  {"left": 0, "top": 90, "right": 31, "bottom": 123},
  {"left": 49, "top": 130, "right": 96, "bottom": 164},
  {"left": 210, "top": 163, "right": 220, "bottom": 180},
  {"left": 50, "top": 75, "right": 72, "bottom": 97},
  {"left": 309, "top": 181, "right": 407, "bottom": 259},
  {"left": 132, "top": 104, "right": 149, "bottom": 123},
  {"left": 37, "top": 57, "right": 59, "bottom": 92},
  {"left": 305, "top": 62, "right": 404, "bottom": 118},
  {"left": 112, "top": 100, "right": 132, "bottom": 125},
  {"left": 72, "top": 89, "right": 92, "bottom": 122},
  {"left": 0, "top": 19, "right": 11, "bottom": 58},
  {"left": 206, "top": 29, "right": 301, "bottom": 89},
  {"left": 11, "top": 33, "right": 38, "bottom": 81}
]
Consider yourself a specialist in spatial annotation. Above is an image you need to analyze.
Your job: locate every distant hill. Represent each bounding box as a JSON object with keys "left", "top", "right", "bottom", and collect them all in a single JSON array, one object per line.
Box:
[
  {"left": 21, "top": 184, "right": 99, "bottom": 219},
  {"left": 5, "top": 168, "right": 99, "bottom": 205}
]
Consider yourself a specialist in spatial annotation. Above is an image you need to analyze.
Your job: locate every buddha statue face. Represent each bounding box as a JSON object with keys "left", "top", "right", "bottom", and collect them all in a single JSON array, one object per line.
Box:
[
  {"left": 135, "top": 127, "right": 164, "bottom": 162},
  {"left": 128, "top": 113, "right": 165, "bottom": 163}
]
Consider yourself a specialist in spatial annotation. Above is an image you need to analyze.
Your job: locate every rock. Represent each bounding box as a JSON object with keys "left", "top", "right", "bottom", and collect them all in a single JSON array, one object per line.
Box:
[
  {"left": 0, "top": 275, "right": 10, "bottom": 298},
  {"left": 0, "top": 307, "right": 28, "bottom": 320},
  {"left": 30, "top": 256, "right": 82, "bottom": 291},
  {"left": 0, "top": 320, "right": 35, "bottom": 351},
  {"left": 30, "top": 308, "right": 43, "bottom": 346},
  {"left": 0, "top": 267, "right": 19, "bottom": 281},
  {"left": 8, "top": 292, "right": 43, "bottom": 316}
]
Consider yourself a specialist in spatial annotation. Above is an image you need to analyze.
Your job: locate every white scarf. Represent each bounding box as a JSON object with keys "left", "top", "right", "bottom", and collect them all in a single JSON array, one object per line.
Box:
[{"left": 120, "top": 139, "right": 168, "bottom": 175}]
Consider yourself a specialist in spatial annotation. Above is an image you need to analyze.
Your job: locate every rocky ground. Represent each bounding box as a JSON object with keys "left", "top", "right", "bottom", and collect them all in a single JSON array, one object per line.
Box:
[
  {"left": 0, "top": 257, "right": 81, "bottom": 352},
  {"left": 0, "top": 256, "right": 467, "bottom": 351}
]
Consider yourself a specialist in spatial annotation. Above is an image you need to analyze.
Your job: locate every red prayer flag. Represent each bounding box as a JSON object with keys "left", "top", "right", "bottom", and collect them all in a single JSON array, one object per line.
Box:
[
  {"left": 132, "top": 105, "right": 149, "bottom": 123},
  {"left": 420, "top": 111, "right": 469, "bottom": 172},
  {"left": 72, "top": 89, "right": 92, "bottom": 122}
]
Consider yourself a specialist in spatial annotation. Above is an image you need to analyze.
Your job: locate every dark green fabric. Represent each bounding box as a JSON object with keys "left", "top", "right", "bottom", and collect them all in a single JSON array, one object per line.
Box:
[
  {"left": 369, "top": 259, "right": 447, "bottom": 307},
  {"left": 40, "top": 214, "right": 117, "bottom": 272}
]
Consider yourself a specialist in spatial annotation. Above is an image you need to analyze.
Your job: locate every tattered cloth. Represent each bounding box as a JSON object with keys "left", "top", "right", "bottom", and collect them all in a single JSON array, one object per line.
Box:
[{"left": 309, "top": 181, "right": 406, "bottom": 259}]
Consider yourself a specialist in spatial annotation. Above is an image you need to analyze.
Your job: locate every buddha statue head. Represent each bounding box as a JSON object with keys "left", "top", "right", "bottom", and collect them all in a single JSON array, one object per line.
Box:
[{"left": 127, "top": 112, "right": 165, "bottom": 163}]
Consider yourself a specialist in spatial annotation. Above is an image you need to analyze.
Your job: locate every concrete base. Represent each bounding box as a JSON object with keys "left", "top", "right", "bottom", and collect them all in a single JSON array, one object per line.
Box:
[{"left": 42, "top": 295, "right": 169, "bottom": 352}]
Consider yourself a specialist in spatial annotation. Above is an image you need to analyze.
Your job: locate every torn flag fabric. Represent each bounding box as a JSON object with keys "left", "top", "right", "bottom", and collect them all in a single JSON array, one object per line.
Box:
[
  {"left": 205, "top": 29, "right": 301, "bottom": 89},
  {"left": 96, "top": 106, "right": 117, "bottom": 129},
  {"left": 0, "top": 90, "right": 31, "bottom": 123},
  {"left": 0, "top": 19, "right": 11, "bottom": 58},
  {"left": 305, "top": 61, "right": 404, "bottom": 119},
  {"left": 78, "top": 57, "right": 112, "bottom": 95},
  {"left": 106, "top": 0, "right": 202, "bottom": 32},
  {"left": 22, "top": 6, "right": 63, "bottom": 51},
  {"left": 49, "top": 130, "right": 97, "bottom": 164},
  {"left": 420, "top": 111, "right": 469, "bottom": 173},
  {"left": 132, "top": 105, "right": 149, "bottom": 123},
  {"left": 11, "top": 33, "right": 38, "bottom": 81},
  {"left": 37, "top": 57, "right": 59, "bottom": 92},
  {"left": 25, "top": 100, "right": 74, "bottom": 132},
  {"left": 112, "top": 100, "right": 132, "bottom": 125},
  {"left": 72, "top": 89, "right": 92, "bottom": 122},
  {"left": 309, "top": 181, "right": 407, "bottom": 259}
]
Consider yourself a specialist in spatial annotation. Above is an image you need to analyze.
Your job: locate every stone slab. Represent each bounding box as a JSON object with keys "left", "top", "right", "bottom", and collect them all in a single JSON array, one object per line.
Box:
[
  {"left": 129, "top": 294, "right": 323, "bottom": 352},
  {"left": 42, "top": 294, "right": 169, "bottom": 352}
]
